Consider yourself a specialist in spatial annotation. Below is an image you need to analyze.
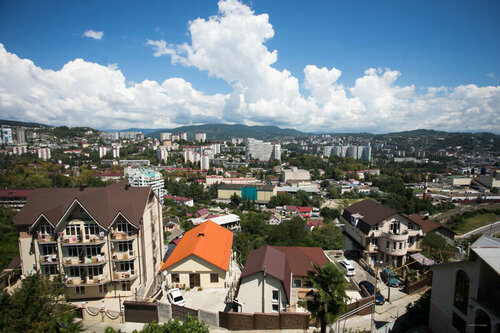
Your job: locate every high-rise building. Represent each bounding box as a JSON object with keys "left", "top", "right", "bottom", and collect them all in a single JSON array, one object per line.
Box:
[
  {"left": 195, "top": 133, "right": 207, "bottom": 142},
  {"left": 157, "top": 147, "right": 168, "bottom": 163},
  {"left": 112, "top": 145, "right": 120, "bottom": 159},
  {"left": 98, "top": 146, "right": 107, "bottom": 158},
  {"left": 245, "top": 138, "right": 281, "bottom": 161},
  {"left": 362, "top": 146, "right": 372, "bottom": 162},
  {"left": 323, "top": 146, "right": 332, "bottom": 157},
  {"left": 100, "top": 132, "right": 119, "bottom": 142},
  {"left": 346, "top": 146, "right": 358, "bottom": 158},
  {"left": 12, "top": 145, "right": 27, "bottom": 156},
  {"left": 201, "top": 155, "right": 210, "bottom": 170},
  {"left": 125, "top": 167, "right": 165, "bottom": 200},
  {"left": 160, "top": 133, "right": 172, "bottom": 141},
  {"left": 1, "top": 127, "right": 13, "bottom": 144},
  {"left": 180, "top": 132, "right": 187, "bottom": 141},
  {"left": 16, "top": 127, "right": 26, "bottom": 144},
  {"left": 37, "top": 148, "right": 51, "bottom": 161}
]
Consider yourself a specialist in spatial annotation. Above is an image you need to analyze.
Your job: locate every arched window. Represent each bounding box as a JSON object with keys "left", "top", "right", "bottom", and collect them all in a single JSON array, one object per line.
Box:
[{"left": 453, "top": 270, "right": 470, "bottom": 314}]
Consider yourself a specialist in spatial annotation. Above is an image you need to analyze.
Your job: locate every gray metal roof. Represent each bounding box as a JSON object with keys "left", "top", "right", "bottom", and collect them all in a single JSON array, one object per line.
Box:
[{"left": 471, "top": 235, "right": 500, "bottom": 274}]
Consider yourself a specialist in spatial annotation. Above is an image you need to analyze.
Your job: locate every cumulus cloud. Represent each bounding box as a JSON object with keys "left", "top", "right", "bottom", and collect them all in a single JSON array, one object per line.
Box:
[
  {"left": 1, "top": 0, "right": 500, "bottom": 132},
  {"left": 83, "top": 30, "right": 104, "bottom": 40}
]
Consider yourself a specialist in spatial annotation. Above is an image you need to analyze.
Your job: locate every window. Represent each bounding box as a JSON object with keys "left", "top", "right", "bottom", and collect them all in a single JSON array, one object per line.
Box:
[
  {"left": 171, "top": 273, "right": 180, "bottom": 283},
  {"left": 386, "top": 241, "right": 389, "bottom": 249},
  {"left": 118, "top": 241, "right": 133, "bottom": 252},
  {"left": 399, "top": 242, "right": 402, "bottom": 250},
  {"left": 272, "top": 290, "right": 279, "bottom": 301},
  {"left": 69, "top": 267, "right": 84, "bottom": 278},
  {"left": 372, "top": 226, "right": 379, "bottom": 231},
  {"left": 122, "top": 282, "right": 131, "bottom": 291},
  {"left": 88, "top": 266, "right": 103, "bottom": 278},
  {"left": 40, "top": 244, "right": 57, "bottom": 256},
  {"left": 408, "top": 223, "right": 414, "bottom": 230},
  {"left": 86, "top": 245, "right": 101, "bottom": 257},
  {"left": 293, "top": 279, "right": 302, "bottom": 288},
  {"left": 371, "top": 238, "right": 378, "bottom": 246},
  {"left": 67, "top": 246, "right": 81, "bottom": 257},
  {"left": 210, "top": 273, "right": 219, "bottom": 283},
  {"left": 404, "top": 242, "right": 407, "bottom": 249},
  {"left": 99, "top": 284, "right": 108, "bottom": 294},
  {"left": 409, "top": 237, "right": 414, "bottom": 246},
  {"left": 75, "top": 286, "right": 85, "bottom": 294},
  {"left": 390, "top": 222, "right": 400, "bottom": 234},
  {"left": 119, "top": 261, "right": 134, "bottom": 273},
  {"left": 40, "top": 222, "right": 54, "bottom": 235},
  {"left": 84, "top": 223, "right": 100, "bottom": 239},
  {"left": 272, "top": 304, "right": 279, "bottom": 313},
  {"left": 42, "top": 264, "right": 59, "bottom": 275},
  {"left": 452, "top": 312, "right": 466, "bottom": 333},
  {"left": 116, "top": 220, "right": 131, "bottom": 235},
  {"left": 392, "top": 242, "right": 396, "bottom": 250},
  {"left": 453, "top": 270, "right": 470, "bottom": 314},
  {"left": 65, "top": 224, "right": 80, "bottom": 236}
]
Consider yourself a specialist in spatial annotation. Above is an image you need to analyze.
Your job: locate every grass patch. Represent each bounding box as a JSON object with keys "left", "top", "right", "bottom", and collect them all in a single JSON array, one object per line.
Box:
[{"left": 448, "top": 212, "right": 500, "bottom": 234}]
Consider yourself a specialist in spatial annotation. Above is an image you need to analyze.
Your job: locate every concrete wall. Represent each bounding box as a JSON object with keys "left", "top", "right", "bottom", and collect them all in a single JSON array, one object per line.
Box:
[
  {"left": 237, "top": 272, "right": 287, "bottom": 313},
  {"left": 166, "top": 255, "right": 227, "bottom": 289}
]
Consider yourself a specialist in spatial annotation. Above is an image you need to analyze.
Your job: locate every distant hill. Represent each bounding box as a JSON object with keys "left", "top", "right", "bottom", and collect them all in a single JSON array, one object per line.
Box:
[
  {"left": 0, "top": 119, "right": 52, "bottom": 128},
  {"left": 147, "top": 124, "right": 303, "bottom": 140}
]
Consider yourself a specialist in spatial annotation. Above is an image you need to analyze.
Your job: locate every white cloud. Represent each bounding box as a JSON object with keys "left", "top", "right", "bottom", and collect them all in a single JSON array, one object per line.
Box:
[
  {"left": 83, "top": 30, "right": 104, "bottom": 40},
  {"left": 1, "top": 0, "right": 500, "bottom": 133},
  {"left": 487, "top": 73, "right": 495, "bottom": 78}
]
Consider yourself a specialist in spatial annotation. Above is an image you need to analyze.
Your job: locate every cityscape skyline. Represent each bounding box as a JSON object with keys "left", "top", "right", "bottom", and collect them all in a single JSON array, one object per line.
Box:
[{"left": 0, "top": 0, "right": 499, "bottom": 133}]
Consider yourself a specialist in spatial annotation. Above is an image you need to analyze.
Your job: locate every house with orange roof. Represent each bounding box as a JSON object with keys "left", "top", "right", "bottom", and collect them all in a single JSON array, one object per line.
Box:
[{"left": 160, "top": 220, "right": 234, "bottom": 289}]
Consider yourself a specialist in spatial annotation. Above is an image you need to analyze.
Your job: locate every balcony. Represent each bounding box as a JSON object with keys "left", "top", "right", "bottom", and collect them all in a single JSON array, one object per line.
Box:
[
  {"left": 39, "top": 254, "right": 59, "bottom": 264},
  {"left": 113, "top": 272, "right": 138, "bottom": 281},
  {"left": 65, "top": 275, "right": 109, "bottom": 286},
  {"left": 81, "top": 234, "right": 106, "bottom": 245},
  {"left": 38, "top": 234, "right": 57, "bottom": 243},
  {"left": 63, "top": 256, "right": 107, "bottom": 266},
  {"left": 62, "top": 234, "right": 106, "bottom": 245},
  {"left": 110, "top": 232, "right": 136, "bottom": 241},
  {"left": 111, "top": 251, "right": 136, "bottom": 261},
  {"left": 381, "top": 231, "right": 409, "bottom": 242},
  {"left": 61, "top": 235, "right": 83, "bottom": 244}
]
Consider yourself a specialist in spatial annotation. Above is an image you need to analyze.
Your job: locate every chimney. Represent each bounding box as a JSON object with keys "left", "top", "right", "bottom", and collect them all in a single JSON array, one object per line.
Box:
[{"left": 79, "top": 184, "right": 87, "bottom": 191}]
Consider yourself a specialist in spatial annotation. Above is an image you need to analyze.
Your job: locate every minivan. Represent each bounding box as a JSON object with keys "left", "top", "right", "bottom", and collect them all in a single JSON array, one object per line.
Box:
[{"left": 337, "top": 259, "right": 356, "bottom": 276}]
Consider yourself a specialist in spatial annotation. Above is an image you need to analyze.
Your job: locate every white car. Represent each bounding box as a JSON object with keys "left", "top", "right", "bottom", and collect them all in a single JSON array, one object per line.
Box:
[
  {"left": 338, "top": 259, "right": 356, "bottom": 276},
  {"left": 167, "top": 288, "right": 185, "bottom": 306}
]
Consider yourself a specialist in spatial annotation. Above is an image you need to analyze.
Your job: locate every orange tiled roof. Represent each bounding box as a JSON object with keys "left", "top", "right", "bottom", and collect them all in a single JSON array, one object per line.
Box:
[{"left": 160, "top": 220, "right": 233, "bottom": 272}]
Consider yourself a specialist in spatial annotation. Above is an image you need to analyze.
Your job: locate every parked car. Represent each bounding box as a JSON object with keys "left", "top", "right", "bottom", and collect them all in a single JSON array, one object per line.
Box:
[
  {"left": 382, "top": 268, "right": 399, "bottom": 287},
  {"left": 337, "top": 259, "right": 356, "bottom": 276},
  {"left": 167, "top": 288, "right": 185, "bottom": 306},
  {"left": 358, "top": 280, "right": 385, "bottom": 305}
]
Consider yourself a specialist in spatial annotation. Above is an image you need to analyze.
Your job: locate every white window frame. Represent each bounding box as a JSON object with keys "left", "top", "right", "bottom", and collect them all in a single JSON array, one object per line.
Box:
[
  {"left": 84, "top": 223, "right": 100, "bottom": 240},
  {"left": 40, "top": 222, "right": 54, "bottom": 236},
  {"left": 116, "top": 220, "right": 131, "bottom": 236},
  {"left": 40, "top": 243, "right": 57, "bottom": 256},
  {"left": 42, "top": 264, "right": 59, "bottom": 275},
  {"left": 65, "top": 224, "right": 80, "bottom": 237}
]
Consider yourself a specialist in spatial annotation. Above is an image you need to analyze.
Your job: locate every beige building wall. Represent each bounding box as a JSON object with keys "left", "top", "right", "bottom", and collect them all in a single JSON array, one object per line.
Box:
[
  {"left": 166, "top": 255, "right": 227, "bottom": 289},
  {"left": 257, "top": 189, "right": 275, "bottom": 202},
  {"left": 218, "top": 188, "right": 239, "bottom": 200},
  {"left": 237, "top": 273, "right": 288, "bottom": 313}
]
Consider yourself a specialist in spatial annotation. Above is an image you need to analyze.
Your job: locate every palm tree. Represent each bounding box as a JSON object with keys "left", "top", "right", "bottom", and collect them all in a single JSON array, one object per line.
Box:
[{"left": 301, "top": 262, "right": 350, "bottom": 333}]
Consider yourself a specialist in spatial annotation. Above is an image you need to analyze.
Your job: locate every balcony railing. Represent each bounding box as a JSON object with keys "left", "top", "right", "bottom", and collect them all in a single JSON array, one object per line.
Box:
[
  {"left": 113, "top": 272, "right": 137, "bottom": 281},
  {"left": 381, "top": 231, "right": 408, "bottom": 242},
  {"left": 110, "top": 232, "right": 135, "bottom": 241},
  {"left": 38, "top": 234, "right": 57, "bottom": 243},
  {"left": 63, "top": 256, "right": 107, "bottom": 266},
  {"left": 62, "top": 234, "right": 106, "bottom": 245},
  {"left": 40, "top": 254, "right": 59, "bottom": 264},
  {"left": 65, "top": 275, "right": 109, "bottom": 286},
  {"left": 111, "top": 251, "right": 136, "bottom": 261}
]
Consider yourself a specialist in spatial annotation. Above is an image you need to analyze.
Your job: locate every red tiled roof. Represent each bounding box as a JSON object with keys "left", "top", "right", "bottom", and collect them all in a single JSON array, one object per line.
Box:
[
  {"left": 164, "top": 195, "right": 193, "bottom": 202},
  {"left": 408, "top": 214, "right": 441, "bottom": 233},
  {"left": 272, "top": 246, "right": 329, "bottom": 277},
  {"left": 298, "top": 207, "right": 312, "bottom": 213},
  {"left": 160, "top": 220, "right": 233, "bottom": 271}
]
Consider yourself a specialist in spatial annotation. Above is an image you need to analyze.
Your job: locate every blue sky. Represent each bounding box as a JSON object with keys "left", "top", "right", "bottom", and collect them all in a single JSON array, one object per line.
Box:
[{"left": 0, "top": 0, "right": 499, "bottom": 132}]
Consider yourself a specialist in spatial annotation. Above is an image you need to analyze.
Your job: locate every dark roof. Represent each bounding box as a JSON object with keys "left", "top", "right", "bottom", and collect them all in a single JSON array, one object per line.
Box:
[
  {"left": 272, "top": 246, "right": 329, "bottom": 277},
  {"left": 13, "top": 182, "right": 152, "bottom": 229},
  {"left": 342, "top": 199, "right": 397, "bottom": 226},
  {"left": 407, "top": 214, "right": 441, "bottom": 233},
  {"left": 0, "top": 189, "right": 33, "bottom": 198},
  {"left": 5, "top": 256, "right": 21, "bottom": 270},
  {"left": 240, "top": 245, "right": 291, "bottom": 303}
]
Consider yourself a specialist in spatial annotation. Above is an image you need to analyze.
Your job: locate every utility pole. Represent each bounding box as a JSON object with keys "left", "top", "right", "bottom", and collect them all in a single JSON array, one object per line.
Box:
[{"left": 371, "top": 261, "right": 382, "bottom": 332}]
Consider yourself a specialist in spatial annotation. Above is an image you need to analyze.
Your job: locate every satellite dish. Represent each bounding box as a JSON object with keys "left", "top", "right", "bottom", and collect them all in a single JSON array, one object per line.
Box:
[{"left": 162, "top": 270, "right": 168, "bottom": 276}]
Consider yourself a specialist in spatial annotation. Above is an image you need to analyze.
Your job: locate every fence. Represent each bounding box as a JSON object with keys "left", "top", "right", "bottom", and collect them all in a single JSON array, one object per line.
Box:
[
  {"left": 123, "top": 300, "right": 158, "bottom": 323},
  {"left": 405, "top": 274, "right": 432, "bottom": 294},
  {"left": 80, "top": 306, "right": 125, "bottom": 324}
]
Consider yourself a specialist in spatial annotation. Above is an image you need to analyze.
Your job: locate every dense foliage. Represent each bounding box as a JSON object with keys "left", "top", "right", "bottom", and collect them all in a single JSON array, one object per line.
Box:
[
  {"left": 0, "top": 273, "right": 79, "bottom": 333},
  {"left": 105, "top": 316, "right": 208, "bottom": 333},
  {"left": 0, "top": 206, "right": 18, "bottom": 271},
  {"left": 421, "top": 231, "right": 458, "bottom": 263}
]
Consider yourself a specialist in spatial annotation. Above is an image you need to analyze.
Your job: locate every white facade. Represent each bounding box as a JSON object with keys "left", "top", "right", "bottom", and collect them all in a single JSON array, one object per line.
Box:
[
  {"left": 98, "top": 146, "right": 107, "bottom": 158},
  {"left": 281, "top": 167, "right": 311, "bottom": 182},
  {"left": 37, "top": 148, "right": 51, "bottom": 161},
  {"left": 201, "top": 155, "right": 210, "bottom": 170},
  {"left": 245, "top": 138, "right": 281, "bottom": 161},
  {"left": 160, "top": 133, "right": 172, "bottom": 141},
  {"left": 1, "top": 127, "right": 13, "bottom": 144},
  {"left": 12, "top": 145, "right": 27, "bottom": 156},
  {"left": 112, "top": 145, "right": 120, "bottom": 159},
  {"left": 196, "top": 133, "right": 207, "bottom": 142},
  {"left": 125, "top": 167, "right": 165, "bottom": 200},
  {"left": 16, "top": 127, "right": 26, "bottom": 144},
  {"left": 157, "top": 147, "right": 168, "bottom": 163}
]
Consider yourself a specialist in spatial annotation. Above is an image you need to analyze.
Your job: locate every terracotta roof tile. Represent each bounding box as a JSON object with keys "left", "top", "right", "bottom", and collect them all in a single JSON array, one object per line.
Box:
[
  {"left": 342, "top": 199, "right": 397, "bottom": 226},
  {"left": 408, "top": 214, "right": 441, "bottom": 233},
  {"left": 160, "top": 220, "right": 233, "bottom": 272}
]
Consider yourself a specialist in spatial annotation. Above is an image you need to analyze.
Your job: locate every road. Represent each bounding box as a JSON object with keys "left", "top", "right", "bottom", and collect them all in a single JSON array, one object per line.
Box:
[
  {"left": 431, "top": 202, "right": 500, "bottom": 223},
  {"left": 460, "top": 220, "right": 500, "bottom": 238}
]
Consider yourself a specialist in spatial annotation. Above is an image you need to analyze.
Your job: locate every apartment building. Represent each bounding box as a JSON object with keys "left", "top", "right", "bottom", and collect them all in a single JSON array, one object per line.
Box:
[
  {"left": 245, "top": 138, "right": 281, "bottom": 161},
  {"left": 342, "top": 199, "right": 440, "bottom": 267},
  {"left": 13, "top": 182, "right": 164, "bottom": 299},
  {"left": 125, "top": 167, "right": 165, "bottom": 200}
]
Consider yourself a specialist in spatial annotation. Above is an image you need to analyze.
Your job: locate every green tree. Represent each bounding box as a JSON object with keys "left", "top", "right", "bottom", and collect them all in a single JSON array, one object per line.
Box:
[
  {"left": 0, "top": 206, "right": 18, "bottom": 270},
  {"left": 0, "top": 273, "right": 75, "bottom": 332},
  {"left": 300, "top": 262, "right": 349, "bottom": 333},
  {"left": 106, "top": 316, "right": 208, "bottom": 333},
  {"left": 421, "top": 231, "right": 457, "bottom": 263},
  {"left": 311, "top": 223, "right": 344, "bottom": 250}
]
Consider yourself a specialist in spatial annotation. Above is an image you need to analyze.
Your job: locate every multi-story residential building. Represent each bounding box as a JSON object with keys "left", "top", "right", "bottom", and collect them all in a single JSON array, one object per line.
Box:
[
  {"left": 157, "top": 147, "right": 168, "bottom": 163},
  {"left": 13, "top": 182, "right": 164, "bottom": 299},
  {"left": 201, "top": 155, "right": 210, "bottom": 170},
  {"left": 1, "top": 127, "right": 13, "bottom": 144},
  {"left": 160, "top": 133, "right": 172, "bottom": 141},
  {"left": 98, "top": 146, "right": 107, "bottom": 158},
  {"left": 280, "top": 167, "right": 311, "bottom": 183},
  {"left": 195, "top": 133, "right": 207, "bottom": 142},
  {"left": 342, "top": 200, "right": 440, "bottom": 267},
  {"left": 125, "top": 167, "right": 165, "bottom": 200},
  {"left": 16, "top": 127, "right": 26, "bottom": 144},
  {"left": 37, "top": 147, "right": 51, "bottom": 161},
  {"left": 179, "top": 132, "right": 187, "bottom": 141},
  {"left": 12, "top": 145, "right": 27, "bottom": 156},
  {"left": 100, "top": 132, "right": 119, "bottom": 142},
  {"left": 112, "top": 145, "right": 120, "bottom": 159},
  {"left": 245, "top": 138, "right": 281, "bottom": 161},
  {"left": 429, "top": 235, "right": 499, "bottom": 333}
]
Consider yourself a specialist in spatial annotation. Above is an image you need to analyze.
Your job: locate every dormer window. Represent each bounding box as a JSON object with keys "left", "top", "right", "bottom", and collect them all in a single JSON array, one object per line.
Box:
[
  {"left": 40, "top": 222, "right": 54, "bottom": 236},
  {"left": 372, "top": 226, "right": 379, "bottom": 231}
]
